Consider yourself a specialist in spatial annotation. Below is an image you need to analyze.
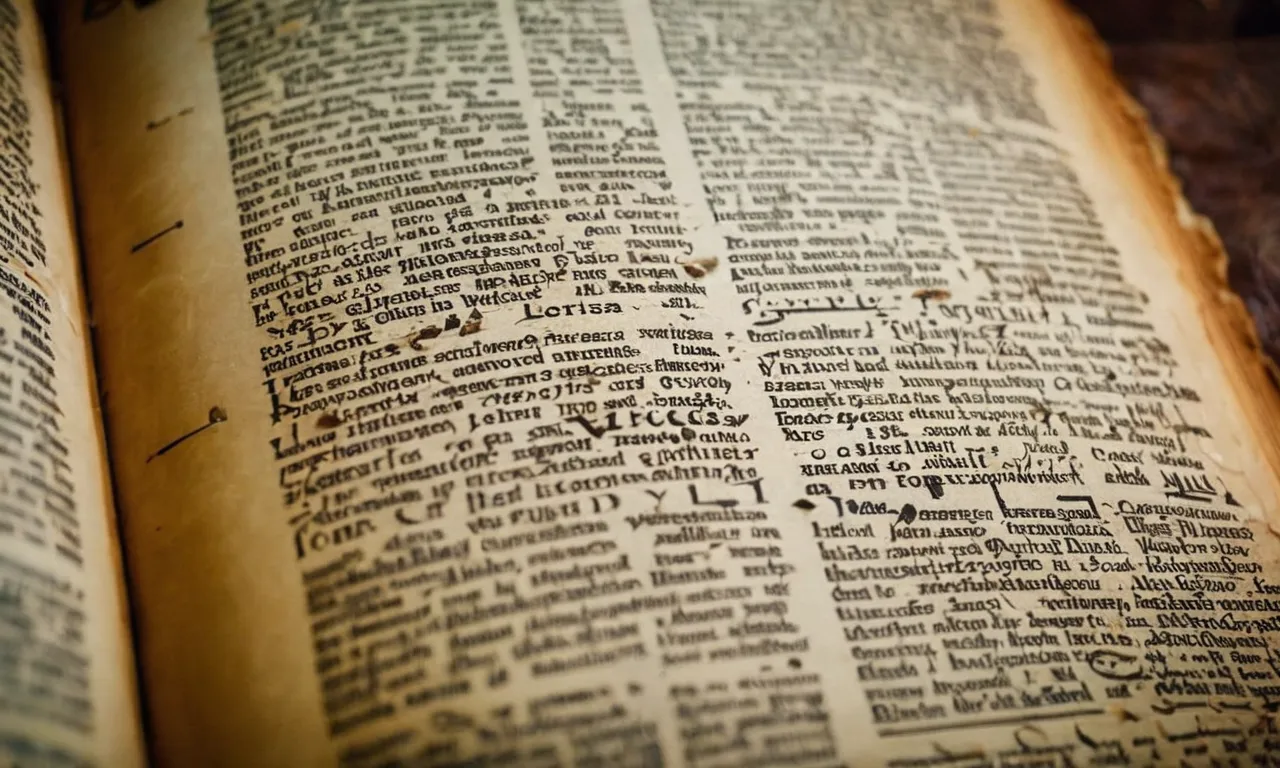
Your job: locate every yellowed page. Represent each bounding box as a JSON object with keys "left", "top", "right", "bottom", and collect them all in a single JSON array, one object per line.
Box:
[
  {"left": 0, "top": 0, "right": 145, "bottom": 765},
  {"left": 58, "top": 0, "right": 1280, "bottom": 765}
]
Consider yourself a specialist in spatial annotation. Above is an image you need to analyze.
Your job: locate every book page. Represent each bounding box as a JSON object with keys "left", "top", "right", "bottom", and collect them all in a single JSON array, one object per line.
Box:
[
  {"left": 59, "top": 0, "right": 1280, "bottom": 765},
  {"left": 0, "top": 0, "right": 145, "bottom": 765}
]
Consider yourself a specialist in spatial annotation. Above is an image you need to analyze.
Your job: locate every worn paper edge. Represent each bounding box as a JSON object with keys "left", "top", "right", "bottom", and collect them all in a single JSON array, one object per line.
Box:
[{"left": 1041, "top": 0, "right": 1280, "bottom": 534}]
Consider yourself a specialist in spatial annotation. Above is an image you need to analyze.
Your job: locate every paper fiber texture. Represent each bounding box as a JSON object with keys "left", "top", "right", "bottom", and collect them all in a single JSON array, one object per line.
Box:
[{"left": 53, "top": 0, "right": 1280, "bottom": 764}]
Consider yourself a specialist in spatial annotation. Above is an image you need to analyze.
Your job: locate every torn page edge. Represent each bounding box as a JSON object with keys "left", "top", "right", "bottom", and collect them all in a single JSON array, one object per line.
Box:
[{"left": 1047, "top": 0, "right": 1280, "bottom": 535}]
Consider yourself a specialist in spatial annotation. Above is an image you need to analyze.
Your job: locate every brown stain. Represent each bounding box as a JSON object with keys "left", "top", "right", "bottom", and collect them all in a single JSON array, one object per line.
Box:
[
  {"left": 316, "top": 412, "right": 342, "bottom": 429},
  {"left": 911, "top": 288, "right": 952, "bottom": 301},
  {"left": 409, "top": 327, "right": 441, "bottom": 349},
  {"left": 19, "top": 266, "right": 53, "bottom": 297},
  {"left": 1107, "top": 703, "right": 1141, "bottom": 722},
  {"left": 460, "top": 311, "right": 483, "bottom": 336},
  {"left": 681, "top": 256, "right": 719, "bottom": 278},
  {"left": 793, "top": 498, "right": 816, "bottom": 512}
]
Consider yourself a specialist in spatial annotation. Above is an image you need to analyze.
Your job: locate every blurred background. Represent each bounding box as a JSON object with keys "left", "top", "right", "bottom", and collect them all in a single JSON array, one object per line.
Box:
[{"left": 1071, "top": 0, "right": 1280, "bottom": 370}]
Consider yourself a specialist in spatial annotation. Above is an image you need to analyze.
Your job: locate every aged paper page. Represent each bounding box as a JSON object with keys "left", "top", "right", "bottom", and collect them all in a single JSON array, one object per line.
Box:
[
  {"left": 59, "top": 0, "right": 1280, "bottom": 765},
  {"left": 0, "top": 0, "right": 145, "bottom": 765}
]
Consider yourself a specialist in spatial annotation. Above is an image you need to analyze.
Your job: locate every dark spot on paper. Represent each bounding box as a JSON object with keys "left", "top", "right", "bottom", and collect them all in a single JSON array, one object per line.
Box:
[
  {"left": 926, "top": 477, "right": 945, "bottom": 499},
  {"left": 147, "top": 405, "right": 227, "bottom": 462},
  {"left": 146, "top": 106, "right": 194, "bottom": 131},
  {"left": 460, "top": 308, "right": 483, "bottom": 336},
  {"left": 681, "top": 256, "right": 718, "bottom": 278},
  {"left": 788, "top": 658, "right": 802, "bottom": 670},
  {"left": 911, "top": 288, "right": 951, "bottom": 301},
  {"left": 131, "top": 220, "right": 184, "bottom": 253},
  {"left": 317, "top": 412, "right": 342, "bottom": 429},
  {"left": 680, "top": 426, "right": 696, "bottom": 441},
  {"left": 20, "top": 266, "right": 52, "bottom": 296},
  {"left": 793, "top": 498, "right": 816, "bottom": 511},
  {"left": 83, "top": 0, "right": 158, "bottom": 23},
  {"left": 410, "top": 327, "right": 442, "bottom": 349}
]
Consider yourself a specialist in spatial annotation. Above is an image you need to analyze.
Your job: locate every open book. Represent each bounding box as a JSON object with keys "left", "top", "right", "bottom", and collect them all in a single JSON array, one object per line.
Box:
[{"left": 8, "top": 0, "right": 1280, "bottom": 764}]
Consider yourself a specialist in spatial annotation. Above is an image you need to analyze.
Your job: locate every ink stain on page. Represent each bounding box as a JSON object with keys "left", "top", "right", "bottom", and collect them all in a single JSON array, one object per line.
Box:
[
  {"left": 409, "top": 327, "right": 441, "bottom": 349},
  {"left": 131, "top": 220, "right": 184, "bottom": 253},
  {"left": 316, "top": 412, "right": 343, "bottom": 429},
  {"left": 408, "top": 309, "right": 483, "bottom": 346},
  {"left": 146, "top": 106, "right": 194, "bottom": 131},
  {"left": 146, "top": 406, "right": 227, "bottom": 462},
  {"left": 1106, "top": 703, "right": 1140, "bottom": 723}
]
